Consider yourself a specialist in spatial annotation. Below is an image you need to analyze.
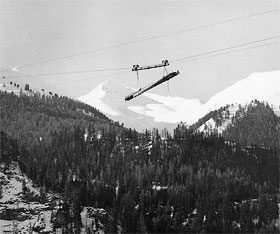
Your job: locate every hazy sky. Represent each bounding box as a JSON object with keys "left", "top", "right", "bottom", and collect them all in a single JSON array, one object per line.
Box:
[{"left": 0, "top": 0, "right": 279, "bottom": 102}]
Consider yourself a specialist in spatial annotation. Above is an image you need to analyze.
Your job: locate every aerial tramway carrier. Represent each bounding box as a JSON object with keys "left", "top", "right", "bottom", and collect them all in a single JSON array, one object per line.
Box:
[{"left": 125, "top": 60, "right": 180, "bottom": 101}]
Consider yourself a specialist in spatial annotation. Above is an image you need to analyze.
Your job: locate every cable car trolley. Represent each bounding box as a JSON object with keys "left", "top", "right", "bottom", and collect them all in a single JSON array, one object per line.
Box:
[
  {"left": 125, "top": 60, "right": 179, "bottom": 101},
  {"left": 132, "top": 60, "right": 169, "bottom": 71}
]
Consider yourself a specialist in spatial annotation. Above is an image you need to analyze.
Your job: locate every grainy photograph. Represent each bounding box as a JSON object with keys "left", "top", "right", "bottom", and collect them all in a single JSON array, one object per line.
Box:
[{"left": 0, "top": 0, "right": 279, "bottom": 233}]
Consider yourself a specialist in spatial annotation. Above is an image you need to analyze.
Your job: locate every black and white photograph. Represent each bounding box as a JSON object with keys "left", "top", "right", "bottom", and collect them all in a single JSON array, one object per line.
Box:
[{"left": 0, "top": 0, "right": 279, "bottom": 233}]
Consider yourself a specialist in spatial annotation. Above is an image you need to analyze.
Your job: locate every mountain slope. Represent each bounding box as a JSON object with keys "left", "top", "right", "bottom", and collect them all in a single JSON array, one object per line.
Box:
[
  {"left": 78, "top": 71, "right": 280, "bottom": 131},
  {"left": 0, "top": 161, "right": 54, "bottom": 234},
  {"left": 192, "top": 101, "right": 280, "bottom": 148},
  {"left": 78, "top": 80, "right": 201, "bottom": 131},
  {"left": 223, "top": 101, "right": 280, "bottom": 148},
  {"left": 202, "top": 71, "right": 280, "bottom": 113},
  {"left": 1, "top": 83, "right": 279, "bottom": 233},
  {"left": 0, "top": 159, "right": 107, "bottom": 234}
]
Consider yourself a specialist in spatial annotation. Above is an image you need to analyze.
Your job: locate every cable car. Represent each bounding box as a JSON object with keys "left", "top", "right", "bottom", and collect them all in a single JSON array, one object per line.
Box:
[{"left": 125, "top": 60, "right": 179, "bottom": 101}]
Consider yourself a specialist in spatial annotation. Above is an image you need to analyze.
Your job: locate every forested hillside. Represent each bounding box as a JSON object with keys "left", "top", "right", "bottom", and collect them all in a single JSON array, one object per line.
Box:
[
  {"left": 192, "top": 100, "right": 280, "bottom": 149},
  {"left": 224, "top": 101, "right": 280, "bottom": 148},
  {"left": 0, "top": 91, "right": 279, "bottom": 233},
  {"left": 0, "top": 90, "right": 124, "bottom": 147}
]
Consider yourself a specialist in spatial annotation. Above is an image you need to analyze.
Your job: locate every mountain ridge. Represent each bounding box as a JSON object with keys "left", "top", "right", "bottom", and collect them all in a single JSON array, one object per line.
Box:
[{"left": 78, "top": 70, "right": 280, "bottom": 131}]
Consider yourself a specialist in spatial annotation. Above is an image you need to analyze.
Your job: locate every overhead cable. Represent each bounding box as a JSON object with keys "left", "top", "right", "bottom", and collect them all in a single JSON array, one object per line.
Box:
[
  {"left": 172, "top": 41, "right": 280, "bottom": 64},
  {"left": 0, "top": 8, "right": 278, "bottom": 73},
  {"left": 5, "top": 67, "right": 130, "bottom": 79},
  {"left": 170, "top": 35, "right": 280, "bottom": 63},
  {"left": 4, "top": 36, "right": 279, "bottom": 82}
]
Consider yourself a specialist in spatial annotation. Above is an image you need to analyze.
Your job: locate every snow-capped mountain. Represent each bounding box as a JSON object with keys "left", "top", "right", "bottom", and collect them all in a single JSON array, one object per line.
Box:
[
  {"left": 202, "top": 70, "right": 280, "bottom": 115},
  {"left": 79, "top": 71, "right": 280, "bottom": 132},
  {"left": 78, "top": 80, "right": 202, "bottom": 131}
]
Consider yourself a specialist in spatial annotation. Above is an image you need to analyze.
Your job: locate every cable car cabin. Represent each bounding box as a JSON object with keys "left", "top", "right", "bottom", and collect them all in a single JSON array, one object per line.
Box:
[{"left": 125, "top": 70, "right": 179, "bottom": 101}]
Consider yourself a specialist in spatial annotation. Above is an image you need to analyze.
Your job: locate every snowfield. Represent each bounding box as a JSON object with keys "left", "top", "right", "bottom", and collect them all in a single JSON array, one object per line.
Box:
[
  {"left": 131, "top": 92, "right": 202, "bottom": 123},
  {"left": 202, "top": 71, "right": 280, "bottom": 114}
]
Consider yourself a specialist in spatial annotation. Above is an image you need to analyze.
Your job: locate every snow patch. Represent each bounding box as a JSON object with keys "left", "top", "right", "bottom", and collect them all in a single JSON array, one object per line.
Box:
[{"left": 198, "top": 104, "right": 240, "bottom": 134}]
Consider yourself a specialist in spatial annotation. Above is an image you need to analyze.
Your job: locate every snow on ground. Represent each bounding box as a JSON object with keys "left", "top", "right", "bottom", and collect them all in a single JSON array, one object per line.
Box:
[
  {"left": 129, "top": 93, "right": 202, "bottom": 123},
  {"left": 0, "top": 210, "right": 53, "bottom": 234},
  {"left": 0, "top": 83, "right": 22, "bottom": 94},
  {"left": 80, "top": 207, "right": 105, "bottom": 234},
  {"left": 0, "top": 165, "right": 22, "bottom": 203},
  {"left": 202, "top": 71, "right": 280, "bottom": 114},
  {"left": 127, "top": 105, "right": 147, "bottom": 115},
  {"left": 198, "top": 104, "right": 239, "bottom": 134},
  {"left": 198, "top": 118, "right": 217, "bottom": 133},
  {"left": 0, "top": 162, "right": 53, "bottom": 234},
  {"left": 0, "top": 161, "right": 107, "bottom": 234}
]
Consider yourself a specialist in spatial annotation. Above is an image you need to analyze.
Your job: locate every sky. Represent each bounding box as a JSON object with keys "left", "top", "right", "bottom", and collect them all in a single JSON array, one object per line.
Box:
[{"left": 0, "top": 0, "right": 279, "bottom": 102}]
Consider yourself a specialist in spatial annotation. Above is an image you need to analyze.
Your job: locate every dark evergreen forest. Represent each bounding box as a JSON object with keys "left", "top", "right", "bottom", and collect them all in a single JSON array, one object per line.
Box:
[{"left": 0, "top": 90, "right": 279, "bottom": 233}]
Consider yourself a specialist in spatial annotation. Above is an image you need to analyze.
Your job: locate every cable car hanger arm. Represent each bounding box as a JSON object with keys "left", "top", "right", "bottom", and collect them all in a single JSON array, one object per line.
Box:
[{"left": 125, "top": 70, "right": 179, "bottom": 101}]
